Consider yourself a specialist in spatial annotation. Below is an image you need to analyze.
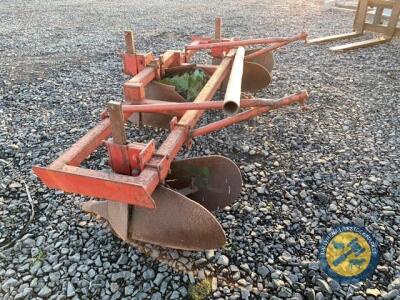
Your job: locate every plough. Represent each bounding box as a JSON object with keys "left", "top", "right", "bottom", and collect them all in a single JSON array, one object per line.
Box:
[{"left": 33, "top": 18, "right": 309, "bottom": 251}]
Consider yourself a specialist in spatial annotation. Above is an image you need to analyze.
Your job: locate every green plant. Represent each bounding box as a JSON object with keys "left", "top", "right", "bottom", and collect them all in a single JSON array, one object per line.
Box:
[
  {"left": 159, "top": 69, "right": 208, "bottom": 101},
  {"left": 33, "top": 249, "right": 46, "bottom": 263},
  {"left": 188, "top": 279, "right": 212, "bottom": 300}
]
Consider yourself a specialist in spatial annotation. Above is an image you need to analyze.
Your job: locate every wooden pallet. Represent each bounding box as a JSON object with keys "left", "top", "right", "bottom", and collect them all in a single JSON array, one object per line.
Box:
[{"left": 308, "top": 0, "right": 400, "bottom": 51}]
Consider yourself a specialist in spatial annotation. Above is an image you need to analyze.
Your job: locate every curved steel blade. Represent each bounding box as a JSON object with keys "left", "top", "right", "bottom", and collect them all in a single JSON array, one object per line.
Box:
[
  {"left": 129, "top": 186, "right": 226, "bottom": 250},
  {"left": 141, "top": 81, "right": 185, "bottom": 129},
  {"left": 145, "top": 81, "right": 186, "bottom": 102},
  {"left": 82, "top": 201, "right": 129, "bottom": 240},
  {"left": 166, "top": 155, "right": 242, "bottom": 211},
  {"left": 245, "top": 49, "right": 274, "bottom": 73},
  {"left": 242, "top": 61, "right": 272, "bottom": 93}
]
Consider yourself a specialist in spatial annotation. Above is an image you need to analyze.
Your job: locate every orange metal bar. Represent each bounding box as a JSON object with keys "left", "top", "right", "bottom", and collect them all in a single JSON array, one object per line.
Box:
[
  {"left": 33, "top": 165, "right": 157, "bottom": 208},
  {"left": 49, "top": 118, "right": 112, "bottom": 169},
  {"left": 191, "top": 91, "right": 308, "bottom": 138},
  {"left": 124, "top": 66, "right": 157, "bottom": 102},
  {"left": 245, "top": 41, "right": 289, "bottom": 60},
  {"left": 185, "top": 32, "right": 308, "bottom": 51},
  {"left": 112, "top": 99, "right": 286, "bottom": 114},
  {"left": 100, "top": 99, "right": 184, "bottom": 120},
  {"left": 127, "top": 66, "right": 156, "bottom": 86}
]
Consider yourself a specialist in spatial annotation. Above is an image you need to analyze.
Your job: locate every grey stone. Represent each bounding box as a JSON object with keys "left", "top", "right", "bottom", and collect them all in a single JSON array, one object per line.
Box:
[
  {"left": 211, "top": 277, "right": 218, "bottom": 291},
  {"left": 230, "top": 265, "right": 240, "bottom": 272},
  {"left": 66, "top": 282, "right": 75, "bottom": 298},
  {"left": 77, "top": 265, "right": 89, "bottom": 273},
  {"left": 217, "top": 255, "right": 229, "bottom": 266},
  {"left": 278, "top": 287, "right": 293, "bottom": 298},
  {"left": 143, "top": 268, "right": 155, "bottom": 280},
  {"left": 169, "top": 251, "right": 179, "bottom": 260},
  {"left": 30, "top": 278, "right": 38, "bottom": 288},
  {"left": 241, "top": 288, "right": 251, "bottom": 300},
  {"left": 308, "top": 262, "right": 319, "bottom": 271},
  {"left": 328, "top": 202, "right": 337, "bottom": 211},
  {"left": 94, "top": 256, "right": 102, "bottom": 267},
  {"left": 125, "top": 285, "right": 134, "bottom": 296},
  {"left": 14, "top": 288, "right": 32, "bottom": 300},
  {"left": 315, "top": 292, "right": 324, "bottom": 300},
  {"left": 4, "top": 269, "right": 16, "bottom": 277},
  {"left": 154, "top": 273, "right": 165, "bottom": 286},
  {"left": 151, "top": 292, "right": 162, "bottom": 300},
  {"left": 195, "top": 258, "right": 207, "bottom": 266},
  {"left": 383, "top": 290, "right": 400, "bottom": 300},
  {"left": 69, "top": 253, "right": 80, "bottom": 262},
  {"left": 305, "top": 288, "right": 316, "bottom": 300},
  {"left": 2, "top": 278, "right": 19, "bottom": 291},
  {"left": 110, "top": 282, "right": 119, "bottom": 293},
  {"left": 30, "top": 261, "right": 42, "bottom": 274},
  {"left": 22, "top": 238, "right": 35, "bottom": 247},
  {"left": 38, "top": 285, "right": 52, "bottom": 298},
  {"left": 238, "top": 279, "right": 248, "bottom": 286},
  {"left": 49, "top": 272, "right": 61, "bottom": 282},
  {"left": 170, "top": 290, "right": 180, "bottom": 299},
  {"left": 389, "top": 278, "right": 400, "bottom": 291},
  {"left": 116, "top": 254, "right": 128, "bottom": 265},
  {"left": 316, "top": 278, "right": 332, "bottom": 294},
  {"left": 327, "top": 278, "right": 341, "bottom": 292},
  {"left": 179, "top": 286, "right": 188, "bottom": 297}
]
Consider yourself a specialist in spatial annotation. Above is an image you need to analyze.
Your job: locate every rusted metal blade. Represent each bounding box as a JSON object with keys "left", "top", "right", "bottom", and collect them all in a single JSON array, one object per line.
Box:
[
  {"left": 245, "top": 49, "right": 274, "bottom": 73},
  {"left": 145, "top": 81, "right": 186, "bottom": 102},
  {"left": 140, "top": 81, "right": 186, "bottom": 128},
  {"left": 130, "top": 186, "right": 226, "bottom": 250},
  {"left": 82, "top": 201, "right": 129, "bottom": 240},
  {"left": 242, "top": 61, "right": 272, "bottom": 93},
  {"left": 166, "top": 155, "right": 242, "bottom": 211}
]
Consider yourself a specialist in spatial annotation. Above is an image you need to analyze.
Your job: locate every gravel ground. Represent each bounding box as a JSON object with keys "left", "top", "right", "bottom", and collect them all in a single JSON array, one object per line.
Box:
[{"left": 1, "top": 0, "right": 399, "bottom": 299}]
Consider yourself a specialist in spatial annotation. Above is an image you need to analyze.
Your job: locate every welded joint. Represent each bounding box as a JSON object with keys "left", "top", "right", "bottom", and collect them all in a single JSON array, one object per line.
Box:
[
  {"left": 144, "top": 155, "right": 170, "bottom": 184},
  {"left": 169, "top": 116, "right": 191, "bottom": 133},
  {"left": 147, "top": 58, "right": 161, "bottom": 80}
]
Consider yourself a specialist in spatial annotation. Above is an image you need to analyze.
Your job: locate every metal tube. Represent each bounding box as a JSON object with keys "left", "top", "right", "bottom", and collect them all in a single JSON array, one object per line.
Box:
[
  {"left": 191, "top": 91, "right": 308, "bottom": 138},
  {"left": 185, "top": 32, "right": 308, "bottom": 51},
  {"left": 223, "top": 46, "right": 245, "bottom": 115}
]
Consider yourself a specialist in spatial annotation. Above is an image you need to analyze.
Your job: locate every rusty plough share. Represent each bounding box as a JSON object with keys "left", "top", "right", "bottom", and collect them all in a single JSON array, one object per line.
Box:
[{"left": 33, "top": 18, "right": 309, "bottom": 251}]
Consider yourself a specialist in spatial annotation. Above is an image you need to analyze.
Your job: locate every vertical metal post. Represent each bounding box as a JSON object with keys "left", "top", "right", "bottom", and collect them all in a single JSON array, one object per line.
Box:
[
  {"left": 106, "top": 100, "right": 129, "bottom": 241},
  {"left": 108, "top": 101, "right": 127, "bottom": 145},
  {"left": 125, "top": 30, "right": 136, "bottom": 55},
  {"left": 215, "top": 17, "right": 222, "bottom": 40}
]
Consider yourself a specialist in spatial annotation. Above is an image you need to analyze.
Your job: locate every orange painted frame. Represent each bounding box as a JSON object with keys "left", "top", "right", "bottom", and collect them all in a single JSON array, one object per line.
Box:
[{"left": 33, "top": 47, "right": 234, "bottom": 208}]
